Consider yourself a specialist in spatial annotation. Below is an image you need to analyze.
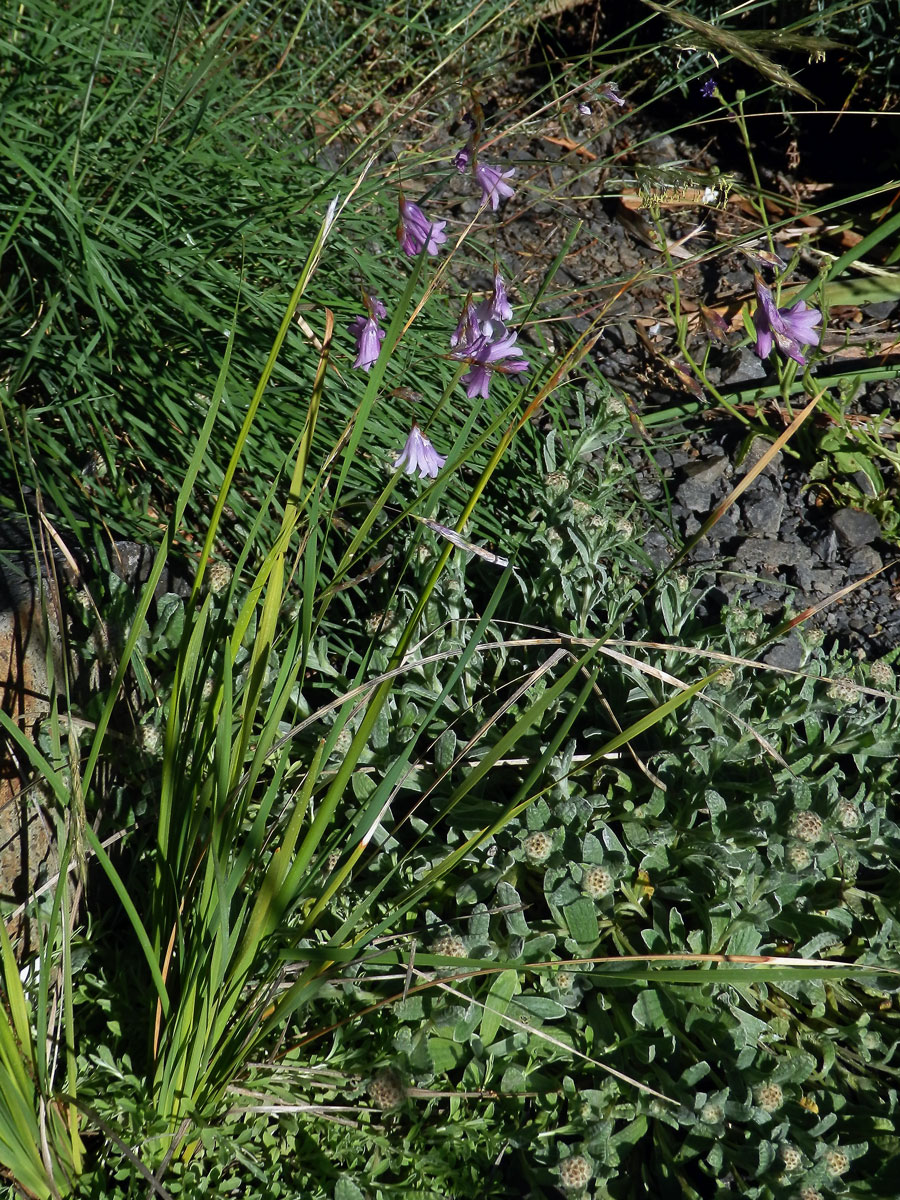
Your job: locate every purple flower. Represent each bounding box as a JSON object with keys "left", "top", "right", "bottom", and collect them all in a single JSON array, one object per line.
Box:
[
  {"left": 451, "top": 318, "right": 529, "bottom": 399},
  {"left": 394, "top": 423, "right": 446, "bottom": 479},
  {"left": 397, "top": 196, "right": 447, "bottom": 257},
  {"left": 473, "top": 162, "right": 516, "bottom": 210},
  {"left": 752, "top": 277, "right": 821, "bottom": 367},
  {"left": 578, "top": 102, "right": 592, "bottom": 116},
  {"left": 700, "top": 78, "right": 716, "bottom": 98},
  {"left": 454, "top": 146, "right": 470, "bottom": 173},
  {"left": 599, "top": 82, "right": 625, "bottom": 107},
  {"left": 450, "top": 301, "right": 480, "bottom": 349},
  {"left": 474, "top": 270, "right": 514, "bottom": 336},
  {"left": 347, "top": 315, "right": 384, "bottom": 371},
  {"left": 347, "top": 293, "right": 387, "bottom": 371}
]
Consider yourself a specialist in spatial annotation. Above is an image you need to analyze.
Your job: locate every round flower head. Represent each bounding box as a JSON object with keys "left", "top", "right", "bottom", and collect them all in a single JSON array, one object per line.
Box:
[
  {"left": 394, "top": 423, "right": 446, "bottom": 479},
  {"left": 368, "top": 1068, "right": 406, "bottom": 1111},
  {"left": 397, "top": 195, "right": 447, "bottom": 257},
  {"left": 559, "top": 1155, "right": 592, "bottom": 1191}
]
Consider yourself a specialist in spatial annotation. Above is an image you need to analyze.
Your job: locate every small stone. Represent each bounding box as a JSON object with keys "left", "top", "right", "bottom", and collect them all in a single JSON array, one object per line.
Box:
[
  {"left": 848, "top": 546, "right": 882, "bottom": 576},
  {"left": 831, "top": 507, "right": 881, "bottom": 548},
  {"left": 721, "top": 348, "right": 768, "bottom": 385},
  {"left": 743, "top": 493, "right": 785, "bottom": 536},
  {"left": 738, "top": 435, "right": 783, "bottom": 474},
  {"left": 763, "top": 634, "right": 803, "bottom": 671},
  {"left": 676, "top": 479, "right": 713, "bottom": 513},
  {"left": 684, "top": 454, "right": 729, "bottom": 484},
  {"left": 735, "top": 539, "right": 812, "bottom": 569},
  {"left": 852, "top": 469, "right": 878, "bottom": 498}
]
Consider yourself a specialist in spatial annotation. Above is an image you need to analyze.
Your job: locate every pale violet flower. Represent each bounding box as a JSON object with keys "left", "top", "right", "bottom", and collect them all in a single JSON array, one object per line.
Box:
[
  {"left": 347, "top": 294, "right": 387, "bottom": 371},
  {"left": 473, "top": 162, "right": 516, "bottom": 210},
  {"left": 450, "top": 301, "right": 480, "bottom": 350},
  {"left": 599, "top": 82, "right": 625, "bottom": 107},
  {"left": 454, "top": 146, "right": 471, "bottom": 173},
  {"left": 397, "top": 195, "right": 447, "bottom": 257},
  {"left": 474, "top": 270, "right": 514, "bottom": 335},
  {"left": 394, "top": 423, "right": 446, "bottom": 479},
  {"left": 752, "top": 276, "right": 821, "bottom": 367},
  {"left": 451, "top": 314, "right": 529, "bottom": 400}
]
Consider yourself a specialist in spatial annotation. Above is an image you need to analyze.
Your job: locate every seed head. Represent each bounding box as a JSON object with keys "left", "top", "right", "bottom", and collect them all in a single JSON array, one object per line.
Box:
[
  {"left": 544, "top": 471, "right": 570, "bottom": 494},
  {"left": 139, "top": 724, "right": 162, "bottom": 755},
  {"left": 824, "top": 1148, "right": 850, "bottom": 1176},
  {"left": 827, "top": 675, "right": 860, "bottom": 704},
  {"left": 614, "top": 515, "right": 634, "bottom": 539},
  {"left": 787, "top": 845, "right": 812, "bottom": 871},
  {"left": 714, "top": 666, "right": 736, "bottom": 689},
  {"left": 799, "top": 1190, "right": 823, "bottom": 1200},
  {"left": 699, "top": 1103, "right": 723, "bottom": 1125},
  {"left": 431, "top": 935, "right": 467, "bottom": 958},
  {"left": 869, "top": 659, "right": 894, "bottom": 688},
  {"left": 753, "top": 1082, "right": 783, "bottom": 1112},
  {"left": 368, "top": 1068, "right": 406, "bottom": 1111},
  {"left": 836, "top": 799, "right": 860, "bottom": 829},
  {"left": 524, "top": 832, "right": 553, "bottom": 863},
  {"left": 558, "top": 1155, "right": 592, "bottom": 1190},
  {"left": 205, "top": 560, "right": 232, "bottom": 595},
  {"left": 791, "top": 811, "right": 823, "bottom": 843},
  {"left": 583, "top": 866, "right": 614, "bottom": 898},
  {"left": 779, "top": 1145, "right": 802, "bottom": 1172}
]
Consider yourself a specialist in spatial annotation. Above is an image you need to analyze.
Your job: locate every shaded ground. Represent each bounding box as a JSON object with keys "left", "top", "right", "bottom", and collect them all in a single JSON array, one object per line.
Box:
[{"left": 447, "top": 84, "right": 900, "bottom": 655}]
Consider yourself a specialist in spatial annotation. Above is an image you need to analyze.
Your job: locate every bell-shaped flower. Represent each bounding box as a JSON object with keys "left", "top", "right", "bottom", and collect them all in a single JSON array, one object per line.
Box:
[
  {"left": 347, "top": 293, "right": 387, "bottom": 372},
  {"left": 599, "top": 82, "right": 625, "bottom": 106},
  {"left": 454, "top": 146, "right": 471, "bottom": 174},
  {"left": 752, "top": 277, "right": 821, "bottom": 367},
  {"left": 474, "top": 270, "right": 514, "bottom": 335},
  {"left": 473, "top": 162, "right": 516, "bottom": 210},
  {"left": 397, "top": 195, "right": 447, "bottom": 257},
  {"left": 394, "top": 423, "right": 446, "bottom": 479},
  {"left": 451, "top": 316, "right": 529, "bottom": 400}
]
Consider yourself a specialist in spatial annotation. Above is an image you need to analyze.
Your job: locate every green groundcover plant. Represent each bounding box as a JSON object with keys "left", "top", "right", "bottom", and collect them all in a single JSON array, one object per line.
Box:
[{"left": 1, "top": 1, "right": 900, "bottom": 1198}]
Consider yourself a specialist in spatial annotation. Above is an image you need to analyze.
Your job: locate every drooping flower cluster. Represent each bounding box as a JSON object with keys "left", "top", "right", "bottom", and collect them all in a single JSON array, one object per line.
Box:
[
  {"left": 450, "top": 271, "right": 529, "bottom": 399},
  {"left": 347, "top": 293, "right": 387, "bottom": 372},
  {"left": 752, "top": 275, "right": 821, "bottom": 367}
]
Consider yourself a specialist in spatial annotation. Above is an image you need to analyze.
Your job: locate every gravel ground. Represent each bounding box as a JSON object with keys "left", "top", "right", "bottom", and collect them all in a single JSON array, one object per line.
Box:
[{"left": 448, "top": 89, "right": 900, "bottom": 655}]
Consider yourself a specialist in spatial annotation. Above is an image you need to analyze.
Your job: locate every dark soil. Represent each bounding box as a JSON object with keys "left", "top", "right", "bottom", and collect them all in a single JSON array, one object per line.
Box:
[{"left": 450, "top": 82, "right": 900, "bottom": 656}]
